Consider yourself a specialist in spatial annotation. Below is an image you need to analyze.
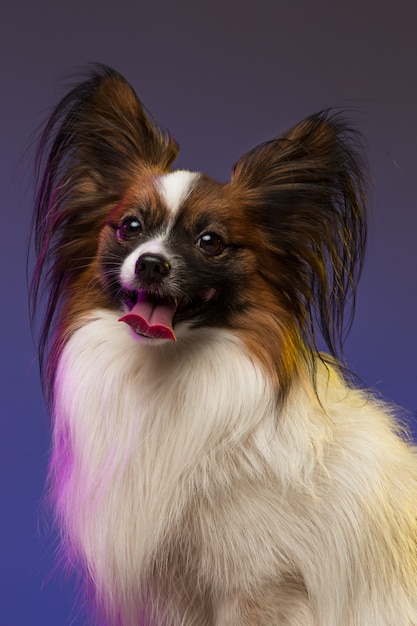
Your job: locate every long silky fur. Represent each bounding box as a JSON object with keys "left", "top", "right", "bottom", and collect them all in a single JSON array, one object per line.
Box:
[{"left": 31, "top": 66, "right": 417, "bottom": 625}]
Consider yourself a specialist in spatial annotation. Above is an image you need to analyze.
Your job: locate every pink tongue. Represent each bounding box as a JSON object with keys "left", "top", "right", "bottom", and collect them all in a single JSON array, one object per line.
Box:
[{"left": 119, "top": 292, "right": 177, "bottom": 341}]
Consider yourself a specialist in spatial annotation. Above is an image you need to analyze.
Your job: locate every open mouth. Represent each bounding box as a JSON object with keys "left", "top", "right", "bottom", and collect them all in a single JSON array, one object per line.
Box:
[{"left": 118, "top": 288, "right": 216, "bottom": 341}]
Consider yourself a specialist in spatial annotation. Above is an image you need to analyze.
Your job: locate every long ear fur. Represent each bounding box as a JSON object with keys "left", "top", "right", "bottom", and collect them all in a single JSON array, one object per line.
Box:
[
  {"left": 232, "top": 111, "right": 368, "bottom": 365},
  {"left": 30, "top": 64, "right": 178, "bottom": 390}
]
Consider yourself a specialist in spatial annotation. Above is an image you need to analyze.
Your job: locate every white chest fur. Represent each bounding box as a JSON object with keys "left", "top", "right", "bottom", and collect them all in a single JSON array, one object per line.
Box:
[{"left": 52, "top": 311, "right": 283, "bottom": 596}]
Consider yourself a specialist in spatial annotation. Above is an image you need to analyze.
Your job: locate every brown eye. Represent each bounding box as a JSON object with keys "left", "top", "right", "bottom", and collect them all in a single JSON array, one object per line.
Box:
[
  {"left": 197, "top": 232, "right": 225, "bottom": 256},
  {"left": 118, "top": 217, "right": 142, "bottom": 241}
]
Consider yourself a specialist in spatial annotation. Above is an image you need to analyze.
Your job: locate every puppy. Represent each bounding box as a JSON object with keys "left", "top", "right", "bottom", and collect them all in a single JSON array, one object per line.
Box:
[{"left": 31, "top": 64, "right": 417, "bottom": 625}]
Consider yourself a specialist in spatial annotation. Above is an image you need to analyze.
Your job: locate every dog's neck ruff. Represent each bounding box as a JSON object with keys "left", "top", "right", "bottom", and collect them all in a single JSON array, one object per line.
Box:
[{"left": 51, "top": 310, "right": 281, "bottom": 597}]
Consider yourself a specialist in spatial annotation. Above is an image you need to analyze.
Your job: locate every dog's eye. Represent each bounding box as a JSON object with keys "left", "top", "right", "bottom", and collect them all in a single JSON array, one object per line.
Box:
[
  {"left": 197, "top": 232, "right": 225, "bottom": 256},
  {"left": 118, "top": 217, "right": 142, "bottom": 241}
]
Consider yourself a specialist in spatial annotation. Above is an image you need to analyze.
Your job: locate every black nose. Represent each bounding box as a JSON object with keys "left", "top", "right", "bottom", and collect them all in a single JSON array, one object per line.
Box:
[{"left": 135, "top": 254, "right": 171, "bottom": 282}]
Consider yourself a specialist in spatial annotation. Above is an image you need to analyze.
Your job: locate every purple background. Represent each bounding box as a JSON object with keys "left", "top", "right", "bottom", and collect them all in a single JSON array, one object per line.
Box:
[{"left": 1, "top": 1, "right": 416, "bottom": 623}]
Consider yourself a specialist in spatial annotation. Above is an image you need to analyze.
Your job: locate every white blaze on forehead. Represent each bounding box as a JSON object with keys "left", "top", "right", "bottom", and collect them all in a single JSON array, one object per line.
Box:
[
  {"left": 119, "top": 171, "right": 199, "bottom": 289},
  {"left": 158, "top": 170, "right": 199, "bottom": 216}
]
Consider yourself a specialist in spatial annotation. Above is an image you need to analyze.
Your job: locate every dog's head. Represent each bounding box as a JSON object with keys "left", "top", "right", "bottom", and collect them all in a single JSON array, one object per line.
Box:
[{"left": 31, "top": 65, "right": 368, "bottom": 395}]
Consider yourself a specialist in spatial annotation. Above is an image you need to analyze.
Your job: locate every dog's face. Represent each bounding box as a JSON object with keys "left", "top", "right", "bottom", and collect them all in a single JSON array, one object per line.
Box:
[{"left": 98, "top": 169, "right": 258, "bottom": 342}]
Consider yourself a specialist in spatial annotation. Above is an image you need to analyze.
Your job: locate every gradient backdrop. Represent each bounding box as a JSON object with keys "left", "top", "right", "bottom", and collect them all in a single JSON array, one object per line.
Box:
[{"left": 1, "top": 1, "right": 416, "bottom": 623}]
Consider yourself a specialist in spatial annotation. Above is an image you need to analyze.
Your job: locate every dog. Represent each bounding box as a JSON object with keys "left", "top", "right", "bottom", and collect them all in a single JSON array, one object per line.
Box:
[{"left": 31, "top": 64, "right": 417, "bottom": 625}]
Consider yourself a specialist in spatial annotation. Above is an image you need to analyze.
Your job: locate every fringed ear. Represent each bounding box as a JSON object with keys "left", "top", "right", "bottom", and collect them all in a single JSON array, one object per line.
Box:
[
  {"left": 231, "top": 111, "right": 368, "bottom": 362},
  {"left": 34, "top": 64, "right": 178, "bottom": 239},
  {"left": 30, "top": 65, "right": 178, "bottom": 384}
]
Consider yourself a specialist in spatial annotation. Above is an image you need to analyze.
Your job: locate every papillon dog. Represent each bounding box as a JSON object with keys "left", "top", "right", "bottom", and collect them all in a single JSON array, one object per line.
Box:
[{"left": 31, "top": 65, "right": 417, "bottom": 625}]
